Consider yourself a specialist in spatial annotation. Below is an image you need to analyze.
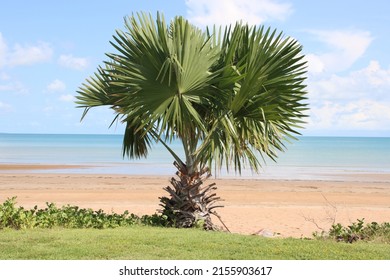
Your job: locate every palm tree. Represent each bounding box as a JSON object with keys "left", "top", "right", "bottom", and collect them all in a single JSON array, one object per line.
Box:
[{"left": 76, "top": 12, "right": 308, "bottom": 230}]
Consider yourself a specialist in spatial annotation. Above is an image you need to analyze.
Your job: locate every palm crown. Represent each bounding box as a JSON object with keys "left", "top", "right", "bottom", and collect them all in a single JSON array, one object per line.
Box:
[{"left": 76, "top": 12, "right": 307, "bottom": 229}]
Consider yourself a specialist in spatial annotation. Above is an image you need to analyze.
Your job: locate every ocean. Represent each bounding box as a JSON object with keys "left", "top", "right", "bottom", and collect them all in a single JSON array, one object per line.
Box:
[{"left": 1, "top": 133, "right": 389, "bottom": 181}]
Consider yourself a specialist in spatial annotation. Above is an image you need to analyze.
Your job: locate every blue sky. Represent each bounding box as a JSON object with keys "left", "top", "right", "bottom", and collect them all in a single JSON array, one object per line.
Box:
[{"left": 0, "top": 0, "right": 389, "bottom": 136}]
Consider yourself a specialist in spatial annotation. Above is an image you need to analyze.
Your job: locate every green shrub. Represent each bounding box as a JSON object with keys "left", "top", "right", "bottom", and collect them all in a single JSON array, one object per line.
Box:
[
  {"left": 0, "top": 197, "right": 171, "bottom": 230},
  {"left": 314, "top": 218, "right": 390, "bottom": 243}
]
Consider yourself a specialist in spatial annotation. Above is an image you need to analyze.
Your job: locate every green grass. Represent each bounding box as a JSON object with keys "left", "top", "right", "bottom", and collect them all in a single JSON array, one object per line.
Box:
[{"left": 1, "top": 226, "right": 389, "bottom": 260}]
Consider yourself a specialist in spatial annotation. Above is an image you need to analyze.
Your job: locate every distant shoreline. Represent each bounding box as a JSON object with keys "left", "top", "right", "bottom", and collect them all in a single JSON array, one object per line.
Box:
[
  {"left": 1, "top": 163, "right": 390, "bottom": 183},
  {"left": 2, "top": 134, "right": 390, "bottom": 182},
  {"left": 0, "top": 164, "right": 90, "bottom": 171}
]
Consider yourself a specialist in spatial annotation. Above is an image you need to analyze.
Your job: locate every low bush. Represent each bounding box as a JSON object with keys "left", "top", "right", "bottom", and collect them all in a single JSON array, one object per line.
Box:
[
  {"left": 0, "top": 197, "right": 170, "bottom": 230},
  {"left": 3, "top": 197, "right": 389, "bottom": 245},
  {"left": 314, "top": 218, "right": 390, "bottom": 243}
]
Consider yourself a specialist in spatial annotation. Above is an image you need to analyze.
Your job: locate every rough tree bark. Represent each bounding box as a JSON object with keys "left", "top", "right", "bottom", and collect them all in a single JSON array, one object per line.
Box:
[{"left": 159, "top": 161, "right": 224, "bottom": 230}]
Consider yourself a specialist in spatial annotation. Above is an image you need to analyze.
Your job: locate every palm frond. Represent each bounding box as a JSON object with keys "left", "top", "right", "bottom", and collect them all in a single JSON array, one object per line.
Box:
[
  {"left": 195, "top": 23, "right": 308, "bottom": 174},
  {"left": 76, "top": 13, "right": 308, "bottom": 175}
]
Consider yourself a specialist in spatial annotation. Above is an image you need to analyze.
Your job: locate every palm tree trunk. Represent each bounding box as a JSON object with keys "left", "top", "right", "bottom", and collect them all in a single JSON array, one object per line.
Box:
[{"left": 159, "top": 161, "right": 223, "bottom": 230}]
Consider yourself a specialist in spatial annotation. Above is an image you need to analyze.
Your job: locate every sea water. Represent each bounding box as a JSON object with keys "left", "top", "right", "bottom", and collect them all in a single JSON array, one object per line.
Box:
[{"left": 0, "top": 133, "right": 389, "bottom": 181}]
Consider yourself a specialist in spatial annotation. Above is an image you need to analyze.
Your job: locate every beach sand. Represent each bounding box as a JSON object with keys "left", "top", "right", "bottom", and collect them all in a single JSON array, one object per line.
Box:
[{"left": 1, "top": 164, "right": 389, "bottom": 237}]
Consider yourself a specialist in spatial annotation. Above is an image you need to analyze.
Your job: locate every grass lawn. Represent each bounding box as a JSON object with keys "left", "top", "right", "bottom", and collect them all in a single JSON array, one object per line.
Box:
[{"left": 0, "top": 226, "right": 389, "bottom": 260}]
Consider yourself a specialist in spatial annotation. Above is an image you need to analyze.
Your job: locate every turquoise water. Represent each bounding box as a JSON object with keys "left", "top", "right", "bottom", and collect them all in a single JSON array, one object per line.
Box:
[{"left": 1, "top": 133, "right": 389, "bottom": 181}]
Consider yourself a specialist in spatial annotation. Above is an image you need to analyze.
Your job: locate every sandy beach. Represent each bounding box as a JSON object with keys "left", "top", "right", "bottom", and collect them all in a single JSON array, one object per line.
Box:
[{"left": 1, "top": 164, "right": 389, "bottom": 237}]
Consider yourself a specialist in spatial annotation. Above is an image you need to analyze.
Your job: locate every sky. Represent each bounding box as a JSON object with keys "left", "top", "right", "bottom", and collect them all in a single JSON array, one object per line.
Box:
[{"left": 0, "top": 0, "right": 389, "bottom": 137}]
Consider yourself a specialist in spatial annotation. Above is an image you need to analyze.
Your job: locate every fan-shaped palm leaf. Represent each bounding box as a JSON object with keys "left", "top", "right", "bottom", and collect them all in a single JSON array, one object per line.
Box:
[{"left": 76, "top": 12, "right": 308, "bottom": 230}]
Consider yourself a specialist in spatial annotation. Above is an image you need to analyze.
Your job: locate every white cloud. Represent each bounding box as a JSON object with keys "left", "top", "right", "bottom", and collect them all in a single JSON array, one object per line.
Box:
[
  {"left": 0, "top": 101, "right": 13, "bottom": 113},
  {"left": 0, "top": 81, "right": 28, "bottom": 94},
  {"left": 58, "top": 54, "right": 88, "bottom": 70},
  {"left": 8, "top": 41, "right": 53, "bottom": 66},
  {"left": 305, "top": 54, "right": 325, "bottom": 74},
  {"left": 306, "top": 61, "right": 390, "bottom": 133},
  {"left": 354, "top": 60, "right": 390, "bottom": 87},
  {"left": 308, "top": 100, "right": 390, "bottom": 131},
  {"left": 0, "top": 33, "right": 53, "bottom": 68},
  {"left": 309, "top": 60, "right": 390, "bottom": 102},
  {"left": 0, "top": 33, "right": 7, "bottom": 68},
  {"left": 305, "top": 29, "right": 373, "bottom": 74},
  {"left": 185, "top": 0, "right": 292, "bottom": 27},
  {"left": 47, "top": 79, "right": 66, "bottom": 92},
  {"left": 0, "top": 72, "right": 10, "bottom": 80},
  {"left": 59, "top": 94, "right": 74, "bottom": 102}
]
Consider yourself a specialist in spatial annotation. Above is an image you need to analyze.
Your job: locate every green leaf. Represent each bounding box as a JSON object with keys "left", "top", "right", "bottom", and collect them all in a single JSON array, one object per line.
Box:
[{"left": 75, "top": 12, "right": 308, "bottom": 175}]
